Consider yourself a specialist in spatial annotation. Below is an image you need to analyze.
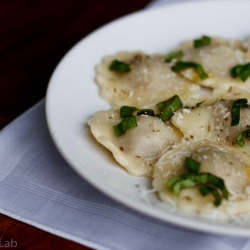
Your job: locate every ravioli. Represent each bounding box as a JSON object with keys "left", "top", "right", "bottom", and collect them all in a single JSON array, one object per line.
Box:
[
  {"left": 96, "top": 52, "right": 208, "bottom": 108},
  {"left": 88, "top": 109, "right": 182, "bottom": 177},
  {"left": 179, "top": 44, "right": 247, "bottom": 87},
  {"left": 178, "top": 37, "right": 245, "bottom": 52},
  {"left": 169, "top": 37, "right": 250, "bottom": 101},
  {"left": 171, "top": 99, "right": 250, "bottom": 152},
  {"left": 90, "top": 35, "right": 250, "bottom": 216},
  {"left": 153, "top": 141, "right": 250, "bottom": 216}
]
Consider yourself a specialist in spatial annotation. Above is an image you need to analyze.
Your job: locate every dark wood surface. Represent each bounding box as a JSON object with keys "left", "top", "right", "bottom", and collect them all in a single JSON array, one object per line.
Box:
[{"left": 0, "top": 0, "right": 151, "bottom": 249}]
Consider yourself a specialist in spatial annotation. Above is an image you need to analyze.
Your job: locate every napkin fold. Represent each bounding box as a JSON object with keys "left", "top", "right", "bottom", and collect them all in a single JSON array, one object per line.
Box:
[{"left": 1, "top": 1, "right": 250, "bottom": 250}]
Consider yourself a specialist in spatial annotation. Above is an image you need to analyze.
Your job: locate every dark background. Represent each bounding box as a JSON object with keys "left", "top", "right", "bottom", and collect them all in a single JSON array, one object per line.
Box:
[
  {"left": 0, "top": 0, "right": 151, "bottom": 129},
  {"left": 0, "top": 0, "right": 151, "bottom": 249}
]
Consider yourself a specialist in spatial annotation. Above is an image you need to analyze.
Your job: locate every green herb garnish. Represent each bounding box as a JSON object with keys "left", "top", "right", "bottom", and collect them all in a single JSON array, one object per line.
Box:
[
  {"left": 231, "top": 65, "right": 244, "bottom": 78},
  {"left": 168, "top": 174, "right": 190, "bottom": 191},
  {"left": 168, "top": 157, "right": 228, "bottom": 206},
  {"left": 184, "top": 157, "right": 200, "bottom": 173},
  {"left": 193, "top": 100, "right": 205, "bottom": 109},
  {"left": 120, "top": 106, "right": 138, "bottom": 118},
  {"left": 156, "top": 95, "right": 183, "bottom": 122},
  {"left": 137, "top": 109, "right": 155, "bottom": 116},
  {"left": 194, "top": 35, "right": 211, "bottom": 48},
  {"left": 109, "top": 60, "right": 131, "bottom": 73},
  {"left": 200, "top": 186, "right": 221, "bottom": 206},
  {"left": 172, "top": 61, "right": 208, "bottom": 80},
  {"left": 231, "top": 98, "right": 249, "bottom": 127},
  {"left": 185, "top": 100, "right": 205, "bottom": 109},
  {"left": 236, "top": 129, "right": 250, "bottom": 147},
  {"left": 163, "top": 50, "right": 183, "bottom": 63},
  {"left": 172, "top": 178, "right": 197, "bottom": 196},
  {"left": 114, "top": 107, "right": 155, "bottom": 137},
  {"left": 231, "top": 63, "right": 250, "bottom": 82},
  {"left": 113, "top": 116, "right": 137, "bottom": 137}
]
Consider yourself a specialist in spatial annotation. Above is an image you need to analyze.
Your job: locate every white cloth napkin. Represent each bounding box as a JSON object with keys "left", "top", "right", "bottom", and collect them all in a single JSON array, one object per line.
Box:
[{"left": 1, "top": 1, "right": 250, "bottom": 250}]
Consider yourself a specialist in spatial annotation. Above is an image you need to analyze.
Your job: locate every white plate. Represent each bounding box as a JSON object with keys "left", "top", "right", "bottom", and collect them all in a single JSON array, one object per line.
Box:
[{"left": 46, "top": 0, "right": 250, "bottom": 237}]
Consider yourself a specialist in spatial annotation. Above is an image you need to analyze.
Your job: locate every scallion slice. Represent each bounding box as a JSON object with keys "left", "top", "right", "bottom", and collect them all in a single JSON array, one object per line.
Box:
[
  {"left": 172, "top": 61, "right": 208, "bottom": 80},
  {"left": 109, "top": 60, "right": 131, "bottom": 73},
  {"left": 113, "top": 117, "right": 137, "bottom": 137},
  {"left": 184, "top": 157, "right": 200, "bottom": 173},
  {"left": 194, "top": 35, "right": 211, "bottom": 48},
  {"left": 200, "top": 186, "right": 222, "bottom": 206},
  {"left": 172, "top": 178, "right": 197, "bottom": 196},
  {"left": 137, "top": 109, "right": 155, "bottom": 116},
  {"left": 231, "top": 65, "right": 244, "bottom": 78},
  {"left": 168, "top": 173, "right": 190, "bottom": 190},
  {"left": 167, "top": 157, "right": 229, "bottom": 206},
  {"left": 184, "top": 100, "right": 205, "bottom": 109},
  {"left": 231, "top": 98, "right": 248, "bottom": 127},
  {"left": 231, "top": 63, "right": 250, "bottom": 82},
  {"left": 120, "top": 106, "right": 138, "bottom": 118},
  {"left": 163, "top": 50, "right": 183, "bottom": 63},
  {"left": 193, "top": 100, "right": 205, "bottom": 109},
  {"left": 156, "top": 95, "right": 183, "bottom": 122},
  {"left": 236, "top": 129, "right": 250, "bottom": 147},
  {"left": 194, "top": 173, "right": 228, "bottom": 199},
  {"left": 169, "top": 173, "right": 228, "bottom": 200},
  {"left": 199, "top": 186, "right": 210, "bottom": 196}
]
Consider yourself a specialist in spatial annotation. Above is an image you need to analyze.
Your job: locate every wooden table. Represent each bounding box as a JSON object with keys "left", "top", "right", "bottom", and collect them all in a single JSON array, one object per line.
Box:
[{"left": 0, "top": 0, "right": 151, "bottom": 248}]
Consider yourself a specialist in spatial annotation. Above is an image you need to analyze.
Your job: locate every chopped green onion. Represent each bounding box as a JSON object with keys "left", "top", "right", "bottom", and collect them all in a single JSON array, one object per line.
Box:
[
  {"left": 137, "top": 109, "right": 155, "bottom": 116},
  {"left": 236, "top": 129, "right": 250, "bottom": 147},
  {"left": 184, "top": 157, "right": 200, "bottom": 173},
  {"left": 184, "top": 100, "right": 205, "bottom": 109},
  {"left": 172, "top": 178, "right": 197, "bottom": 195},
  {"left": 200, "top": 186, "right": 222, "bottom": 206},
  {"left": 167, "top": 157, "right": 229, "bottom": 206},
  {"left": 120, "top": 106, "right": 138, "bottom": 118},
  {"left": 156, "top": 95, "right": 183, "bottom": 122},
  {"left": 113, "top": 116, "right": 137, "bottom": 137},
  {"left": 172, "top": 61, "right": 208, "bottom": 80},
  {"left": 231, "top": 63, "right": 250, "bottom": 82},
  {"left": 163, "top": 50, "right": 183, "bottom": 63},
  {"left": 193, "top": 100, "right": 205, "bottom": 109},
  {"left": 194, "top": 35, "right": 211, "bottom": 48},
  {"left": 109, "top": 60, "right": 131, "bottom": 73},
  {"left": 199, "top": 186, "right": 210, "bottom": 196},
  {"left": 168, "top": 173, "right": 190, "bottom": 190},
  {"left": 231, "top": 98, "right": 248, "bottom": 127},
  {"left": 231, "top": 65, "right": 244, "bottom": 78},
  {"left": 195, "top": 173, "right": 228, "bottom": 199},
  {"left": 208, "top": 187, "right": 222, "bottom": 206},
  {"left": 169, "top": 172, "right": 228, "bottom": 200}
]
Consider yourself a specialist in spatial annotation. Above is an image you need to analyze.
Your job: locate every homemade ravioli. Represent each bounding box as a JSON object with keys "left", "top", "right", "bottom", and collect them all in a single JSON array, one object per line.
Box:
[
  {"left": 174, "top": 38, "right": 250, "bottom": 100},
  {"left": 96, "top": 52, "right": 206, "bottom": 108},
  {"left": 88, "top": 109, "right": 182, "bottom": 177},
  {"left": 171, "top": 99, "right": 250, "bottom": 154},
  {"left": 153, "top": 141, "right": 250, "bottom": 216},
  {"left": 89, "top": 35, "right": 250, "bottom": 216}
]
